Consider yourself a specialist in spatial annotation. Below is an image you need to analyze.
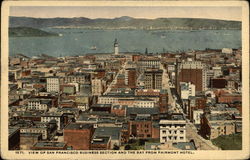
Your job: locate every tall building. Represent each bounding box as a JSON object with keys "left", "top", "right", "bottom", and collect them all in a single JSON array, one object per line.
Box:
[
  {"left": 178, "top": 61, "right": 206, "bottom": 92},
  {"left": 125, "top": 68, "right": 137, "bottom": 88},
  {"left": 114, "top": 39, "right": 119, "bottom": 55},
  {"left": 46, "top": 77, "right": 60, "bottom": 93},
  {"left": 144, "top": 69, "right": 163, "bottom": 89},
  {"left": 91, "top": 78, "right": 106, "bottom": 96}
]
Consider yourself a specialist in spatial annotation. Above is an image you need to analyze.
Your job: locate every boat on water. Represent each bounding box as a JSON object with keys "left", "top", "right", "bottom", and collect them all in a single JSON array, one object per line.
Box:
[
  {"left": 59, "top": 33, "right": 63, "bottom": 37},
  {"left": 161, "top": 35, "right": 166, "bottom": 38},
  {"left": 90, "top": 46, "right": 97, "bottom": 50}
]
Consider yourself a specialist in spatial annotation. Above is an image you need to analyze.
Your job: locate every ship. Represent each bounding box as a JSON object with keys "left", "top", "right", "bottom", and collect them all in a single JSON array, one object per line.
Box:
[{"left": 90, "top": 46, "right": 97, "bottom": 50}]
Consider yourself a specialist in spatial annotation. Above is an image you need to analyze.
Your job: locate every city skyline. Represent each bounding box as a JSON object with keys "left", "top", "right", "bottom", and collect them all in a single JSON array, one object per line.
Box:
[
  {"left": 10, "top": 6, "right": 242, "bottom": 21},
  {"left": 3, "top": 1, "right": 249, "bottom": 159}
]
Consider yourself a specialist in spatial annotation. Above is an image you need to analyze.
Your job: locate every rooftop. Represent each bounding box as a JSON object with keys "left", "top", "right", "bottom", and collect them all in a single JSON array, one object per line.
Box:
[
  {"left": 33, "top": 142, "right": 66, "bottom": 148},
  {"left": 64, "top": 123, "right": 93, "bottom": 130},
  {"left": 126, "top": 107, "right": 159, "bottom": 116},
  {"left": 93, "top": 127, "right": 121, "bottom": 140},
  {"left": 9, "top": 127, "right": 20, "bottom": 137},
  {"left": 91, "top": 136, "right": 111, "bottom": 144},
  {"left": 172, "top": 142, "right": 196, "bottom": 150}
]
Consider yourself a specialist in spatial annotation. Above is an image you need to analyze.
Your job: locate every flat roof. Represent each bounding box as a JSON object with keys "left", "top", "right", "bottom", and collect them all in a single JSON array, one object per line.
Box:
[
  {"left": 91, "top": 136, "right": 110, "bottom": 145},
  {"left": 33, "top": 142, "right": 66, "bottom": 148},
  {"left": 94, "top": 127, "right": 121, "bottom": 140},
  {"left": 64, "top": 123, "right": 92, "bottom": 130}
]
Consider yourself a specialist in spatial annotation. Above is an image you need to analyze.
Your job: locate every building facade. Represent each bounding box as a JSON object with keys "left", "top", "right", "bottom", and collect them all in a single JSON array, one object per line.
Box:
[
  {"left": 159, "top": 114, "right": 186, "bottom": 144},
  {"left": 46, "top": 77, "right": 60, "bottom": 93},
  {"left": 144, "top": 69, "right": 163, "bottom": 89}
]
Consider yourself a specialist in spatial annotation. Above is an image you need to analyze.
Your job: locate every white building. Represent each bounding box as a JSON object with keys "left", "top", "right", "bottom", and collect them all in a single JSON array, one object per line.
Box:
[
  {"left": 212, "top": 67, "right": 222, "bottom": 78},
  {"left": 222, "top": 48, "right": 233, "bottom": 54},
  {"left": 28, "top": 98, "right": 52, "bottom": 111},
  {"left": 138, "top": 58, "right": 160, "bottom": 69},
  {"left": 179, "top": 82, "right": 195, "bottom": 100},
  {"left": 192, "top": 109, "right": 204, "bottom": 125},
  {"left": 91, "top": 78, "right": 106, "bottom": 96},
  {"left": 159, "top": 114, "right": 186, "bottom": 144},
  {"left": 46, "top": 77, "right": 60, "bottom": 93},
  {"left": 114, "top": 39, "right": 119, "bottom": 55},
  {"left": 41, "top": 112, "right": 63, "bottom": 130}
]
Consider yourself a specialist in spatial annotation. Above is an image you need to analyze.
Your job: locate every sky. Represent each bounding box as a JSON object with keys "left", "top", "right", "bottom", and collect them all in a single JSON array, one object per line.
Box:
[{"left": 10, "top": 6, "right": 242, "bottom": 21}]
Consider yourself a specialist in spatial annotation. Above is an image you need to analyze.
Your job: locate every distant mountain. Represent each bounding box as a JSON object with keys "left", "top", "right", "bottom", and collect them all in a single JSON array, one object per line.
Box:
[
  {"left": 9, "top": 27, "right": 59, "bottom": 37},
  {"left": 9, "top": 16, "right": 241, "bottom": 30}
]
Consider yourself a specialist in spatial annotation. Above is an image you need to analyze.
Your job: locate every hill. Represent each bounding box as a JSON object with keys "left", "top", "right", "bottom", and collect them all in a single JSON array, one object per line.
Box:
[
  {"left": 9, "top": 27, "right": 59, "bottom": 37},
  {"left": 9, "top": 16, "right": 241, "bottom": 30}
]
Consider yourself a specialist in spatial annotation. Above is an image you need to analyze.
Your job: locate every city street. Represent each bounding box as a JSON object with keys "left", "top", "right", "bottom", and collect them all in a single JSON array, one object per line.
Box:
[{"left": 186, "top": 122, "right": 219, "bottom": 150}]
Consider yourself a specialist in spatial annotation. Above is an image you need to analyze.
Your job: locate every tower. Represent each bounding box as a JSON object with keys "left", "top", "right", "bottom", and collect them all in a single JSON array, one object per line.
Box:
[{"left": 114, "top": 39, "right": 119, "bottom": 55}]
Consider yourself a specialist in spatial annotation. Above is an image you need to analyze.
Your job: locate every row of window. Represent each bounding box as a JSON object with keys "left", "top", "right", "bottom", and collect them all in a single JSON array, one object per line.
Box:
[
  {"left": 161, "top": 130, "right": 184, "bottom": 134},
  {"left": 162, "top": 136, "right": 184, "bottom": 140}
]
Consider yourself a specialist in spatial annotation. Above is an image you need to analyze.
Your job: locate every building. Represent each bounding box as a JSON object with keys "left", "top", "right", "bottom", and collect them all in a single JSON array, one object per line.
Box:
[
  {"left": 187, "top": 96, "right": 207, "bottom": 120},
  {"left": 92, "top": 127, "right": 122, "bottom": 148},
  {"left": 159, "top": 90, "right": 168, "bottom": 113},
  {"left": 64, "top": 123, "right": 94, "bottom": 150},
  {"left": 91, "top": 78, "right": 107, "bottom": 96},
  {"left": 114, "top": 39, "right": 119, "bottom": 55},
  {"left": 217, "top": 93, "right": 242, "bottom": 103},
  {"left": 210, "top": 78, "right": 227, "bottom": 88},
  {"left": 41, "top": 112, "right": 64, "bottom": 130},
  {"left": 20, "top": 125, "right": 49, "bottom": 140},
  {"left": 9, "top": 127, "right": 20, "bottom": 150},
  {"left": 111, "top": 105, "right": 127, "bottom": 117},
  {"left": 60, "top": 84, "right": 76, "bottom": 95},
  {"left": 159, "top": 114, "right": 186, "bottom": 144},
  {"left": 192, "top": 109, "right": 204, "bottom": 125},
  {"left": 200, "top": 113, "right": 237, "bottom": 139},
  {"left": 178, "top": 61, "right": 206, "bottom": 92},
  {"left": 28, "top": 98, "right": 52, "bottom": 111},
  {"left": 222, "top": 48, "right": 233, "bottom": 54},
  {"left": 31, "top": 142, "right": 67, "bottom": 150},
  {"left": 125, "top": 68, "right": 137, "bottom": 88},
  {"left": 128, "top": 115, "right": 154, "bottom": 139},
  {"left": 46, "top": 77, "right": 60, "bottom": 93},
  {"left": 20, "top": 133, "right": 42, "bottom": 150},
  {"left": 138, "top": 57, "right": 160, "bottom": 69},
  {"left": 91, "top": 104, "right": 112, "bottom": 113},
  {"left": 91, "top": 136, "right": 111, "bottom": 150},
  {"left": 64, "top": 73, "right": 91, "bottom": 84},
  {"left": 144, "top": 69, "right": 163, "bottom": 89},
  {"left": 179, "top": 82, "right": 195, "bottom": 100}
]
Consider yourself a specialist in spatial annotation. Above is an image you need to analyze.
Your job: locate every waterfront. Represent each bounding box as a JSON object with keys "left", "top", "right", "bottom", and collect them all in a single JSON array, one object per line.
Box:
[{"left": 9, "top": 29, "right": 241, "bottom": 57}]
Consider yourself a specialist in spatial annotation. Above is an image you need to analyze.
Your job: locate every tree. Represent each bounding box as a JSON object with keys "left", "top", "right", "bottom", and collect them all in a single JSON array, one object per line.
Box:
[
  {"left": 139, "top": 139, "right": 147, "bottom": 146},
  {"left": 124, "top": 145, "right": 131, "bottom": 150},
  {"left": 113, "top": 144, "right": 120, "bottom": 150}
]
